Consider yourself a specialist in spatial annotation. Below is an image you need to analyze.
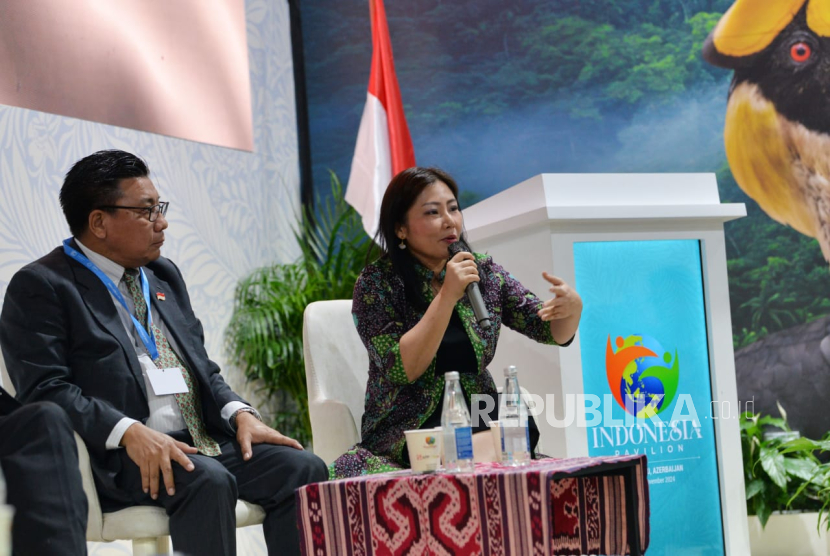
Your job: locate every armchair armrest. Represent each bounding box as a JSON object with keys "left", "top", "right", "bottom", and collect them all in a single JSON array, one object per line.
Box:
[
  {"left": 308, "top": 399, "right": 359, "bottom": 466},
  {"left": 74, "top": 433, "right": 104, "bottom": 542}
]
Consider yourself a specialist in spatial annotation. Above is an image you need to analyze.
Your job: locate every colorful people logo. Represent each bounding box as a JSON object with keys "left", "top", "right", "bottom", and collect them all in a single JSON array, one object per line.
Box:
[{"left": 605, "top": 334, "right": 680, "bottom": 418}]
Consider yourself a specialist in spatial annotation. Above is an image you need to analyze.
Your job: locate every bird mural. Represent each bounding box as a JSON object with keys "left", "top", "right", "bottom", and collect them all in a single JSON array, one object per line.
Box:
[
  {"left": 703, "top": 0, "right": 830, "bottom": 259},
  {"left": 704, "top": 0, "right": 830, "bottom": 442}
]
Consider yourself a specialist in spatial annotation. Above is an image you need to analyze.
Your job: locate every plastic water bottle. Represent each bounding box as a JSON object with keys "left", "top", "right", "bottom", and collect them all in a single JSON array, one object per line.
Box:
[
  {"left": 441, "top": 371, "right": 475, "bottom": 473},
  {"left": 499, "top": 365, "right": 531, "bottom": 465}
]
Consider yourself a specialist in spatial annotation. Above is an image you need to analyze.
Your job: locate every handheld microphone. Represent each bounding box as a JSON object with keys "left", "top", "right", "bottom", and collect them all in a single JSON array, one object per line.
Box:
[{"left": 448, "top": 241, "right": 491, "bottom": 329}]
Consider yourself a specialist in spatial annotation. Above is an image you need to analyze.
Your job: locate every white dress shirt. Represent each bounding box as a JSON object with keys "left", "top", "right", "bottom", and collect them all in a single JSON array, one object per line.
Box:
[{"left": 75, "top": 240, "right": 250, "bottom": 449}]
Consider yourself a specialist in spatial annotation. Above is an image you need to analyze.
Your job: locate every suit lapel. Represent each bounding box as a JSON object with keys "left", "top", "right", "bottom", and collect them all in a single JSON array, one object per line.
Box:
[
  {"left": 67, "top": 248, "right": 148, "bottom": 402},
  {"left": 143, "top": 268, "right": 201, "bottom": 379}
]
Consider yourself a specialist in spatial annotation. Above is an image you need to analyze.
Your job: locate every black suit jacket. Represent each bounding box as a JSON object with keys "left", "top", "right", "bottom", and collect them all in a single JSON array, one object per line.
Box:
[
  {"left": 0, "top": 385, "right": 21, "bottom": 417},
  {"left": 0, "top": 244, "right": 247, "bottom": 498}
]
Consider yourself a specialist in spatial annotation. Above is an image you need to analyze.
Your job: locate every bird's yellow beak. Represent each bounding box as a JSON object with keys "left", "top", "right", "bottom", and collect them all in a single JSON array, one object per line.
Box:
[
  {"left": 808, "top": 0, "right": 830, "bottom": 37},
  {"left": 703, "top": 0, "right": 830, "bottom": 67},
  {"left": 711, "top": 0, "right": 805, "bottom": 58}
]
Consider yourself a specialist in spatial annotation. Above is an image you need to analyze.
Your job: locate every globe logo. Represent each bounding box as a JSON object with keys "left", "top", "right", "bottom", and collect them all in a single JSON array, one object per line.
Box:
[
  {"left": 425, "top": 436, "right": 436, "bottom": 446},
  {"left": 605, "top": 334, "right": 680, "bottom": 418}
]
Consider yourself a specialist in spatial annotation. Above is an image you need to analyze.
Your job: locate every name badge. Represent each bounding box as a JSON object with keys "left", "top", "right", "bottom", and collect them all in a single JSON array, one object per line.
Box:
[{"left": 147, "top": 367, "right": 189, "bottom": 396}]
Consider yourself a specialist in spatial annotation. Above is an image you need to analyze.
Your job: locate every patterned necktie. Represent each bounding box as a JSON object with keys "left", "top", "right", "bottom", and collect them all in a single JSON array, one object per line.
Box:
[{"left": 124, "top": 270, "right": 221, "bottom": 456}]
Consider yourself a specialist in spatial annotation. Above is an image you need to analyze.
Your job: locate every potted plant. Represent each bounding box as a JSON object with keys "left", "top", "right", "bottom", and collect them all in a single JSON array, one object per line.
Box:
[
  {"left": 225, "top": 174, "right": 370, "bottom": 446},
  {"left": 742, "top": 405, "right": 830, "bottom": 555}
]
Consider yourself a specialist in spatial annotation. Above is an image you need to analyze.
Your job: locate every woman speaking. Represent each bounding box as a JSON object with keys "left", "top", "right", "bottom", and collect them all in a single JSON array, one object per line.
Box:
[{"left": 331, "top": 167, "right": 582, "bottom": 479}]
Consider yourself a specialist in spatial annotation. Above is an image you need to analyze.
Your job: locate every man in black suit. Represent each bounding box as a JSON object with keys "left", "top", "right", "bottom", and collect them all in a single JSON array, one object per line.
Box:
[
  {"left": 0, "top": 384, "right": 88, "bottom": 555},
  {"left": 0, "top": 150, "right": 327, "bottom": 556}
]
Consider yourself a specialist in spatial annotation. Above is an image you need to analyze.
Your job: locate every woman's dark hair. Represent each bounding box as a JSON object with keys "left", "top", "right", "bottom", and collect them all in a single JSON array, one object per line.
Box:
[
  {"left": 370, "top": 166, "right": 471, "bottom": 310},
  {"left": 60, "top": 149, "right": 150, "bottom": 237}
]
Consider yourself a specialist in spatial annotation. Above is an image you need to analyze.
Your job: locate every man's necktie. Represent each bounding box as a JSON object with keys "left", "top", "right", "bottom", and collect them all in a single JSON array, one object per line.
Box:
[{"left": 124, "top": 271, "right": 221, "bottom": 456}]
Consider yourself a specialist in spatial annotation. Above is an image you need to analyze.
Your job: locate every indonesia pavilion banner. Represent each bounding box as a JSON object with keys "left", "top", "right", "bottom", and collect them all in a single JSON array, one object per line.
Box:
[{"left": 573, "top": 239, "right": 724, "bottom": 555}]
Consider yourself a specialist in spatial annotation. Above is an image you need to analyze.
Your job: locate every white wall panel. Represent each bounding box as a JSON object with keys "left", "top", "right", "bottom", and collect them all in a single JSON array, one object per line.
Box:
[{"left": 0, "top": 0, "right": 297, "bottom": 553}]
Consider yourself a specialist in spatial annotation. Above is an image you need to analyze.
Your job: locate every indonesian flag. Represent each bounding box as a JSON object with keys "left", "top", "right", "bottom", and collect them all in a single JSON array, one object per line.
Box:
[{"left": 345, "top": 0, "right": 416, "bottom": 238}]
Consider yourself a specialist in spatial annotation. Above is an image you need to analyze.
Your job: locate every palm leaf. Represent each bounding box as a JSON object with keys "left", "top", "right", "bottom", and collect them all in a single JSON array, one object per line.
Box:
[{"left": 226, "top": 173, "right": 371, "bottom": 445}]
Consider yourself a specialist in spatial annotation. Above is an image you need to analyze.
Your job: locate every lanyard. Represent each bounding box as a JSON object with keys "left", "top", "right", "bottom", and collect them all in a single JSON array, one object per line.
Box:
[{"left": 63, "top": 238, "right": 159, "bottom": 360}]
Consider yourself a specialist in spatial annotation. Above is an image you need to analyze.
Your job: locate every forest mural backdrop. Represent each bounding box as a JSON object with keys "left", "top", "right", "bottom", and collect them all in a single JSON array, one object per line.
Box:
[
  {"left": 303, "top": 0, "right": 830, "bottom": 435},
  {"left": 304, "top": 0, "right": 730, "bottom": 194}
]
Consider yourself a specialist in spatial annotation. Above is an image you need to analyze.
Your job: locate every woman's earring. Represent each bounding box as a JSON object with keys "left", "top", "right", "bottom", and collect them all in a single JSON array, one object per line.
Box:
[{"left": 398, "top": 239, "right": 406, "bottom": 250}]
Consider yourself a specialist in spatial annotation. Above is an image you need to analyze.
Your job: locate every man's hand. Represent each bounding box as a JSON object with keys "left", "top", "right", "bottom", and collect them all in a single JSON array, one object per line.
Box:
[
  {"left": 235, "top": 411, "right": 303, "bottom": 461},
  {"left": 120, "top": 423, "right": 197, "bottom": 499}
]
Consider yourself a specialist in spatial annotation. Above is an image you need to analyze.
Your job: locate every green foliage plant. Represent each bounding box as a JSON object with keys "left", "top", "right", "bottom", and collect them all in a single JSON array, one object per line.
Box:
[
  {"left": 225, "top": 173, "right": 370, "bottom": 445},
  {"left": 723, "top": 161, "right": 830, "bottom": 350},
  {"left": 742, "top": 405, "right": 830, "bottom": 529}
]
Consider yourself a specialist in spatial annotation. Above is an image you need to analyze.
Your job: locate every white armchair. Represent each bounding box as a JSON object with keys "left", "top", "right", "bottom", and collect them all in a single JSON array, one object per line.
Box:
[
  {"left": 302, "top": 300, "right": 369, "bottom": 465},
  {"left": 78, "top": 435, "right": 266, "bottom": 554},
  {"left": 0, "top": 352, "right": 265, "bottom": 555}
]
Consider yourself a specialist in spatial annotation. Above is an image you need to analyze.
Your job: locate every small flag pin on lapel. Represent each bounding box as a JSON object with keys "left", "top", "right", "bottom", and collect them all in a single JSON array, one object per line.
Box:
[{"left": 156, "top": 292, "right": 166, "bottom": 301}]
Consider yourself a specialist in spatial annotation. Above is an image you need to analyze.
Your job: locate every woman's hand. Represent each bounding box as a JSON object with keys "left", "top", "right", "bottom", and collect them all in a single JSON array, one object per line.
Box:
[
  {"left": 442, "top": 251, "right": 480, "bottom": 302},
  {"left": 537, "top": 272, "right": 582, "bottom": 321},
  {"left": 537, "top": 272, "right": 582, "bottom": 344},
  {"left": 399, "top": 252, "right": 476, "bottom": 382}
]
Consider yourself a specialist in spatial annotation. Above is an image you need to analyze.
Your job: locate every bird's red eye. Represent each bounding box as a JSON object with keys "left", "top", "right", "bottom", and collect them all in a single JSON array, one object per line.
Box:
[{"left": 791, "top": 42, "right": 812, "bottom": 63}]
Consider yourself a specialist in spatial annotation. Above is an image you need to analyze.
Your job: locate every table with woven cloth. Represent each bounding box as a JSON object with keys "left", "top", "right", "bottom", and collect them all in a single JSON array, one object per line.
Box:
[{"left": 296, "top": 454, "right": 649, "bottom": 556}]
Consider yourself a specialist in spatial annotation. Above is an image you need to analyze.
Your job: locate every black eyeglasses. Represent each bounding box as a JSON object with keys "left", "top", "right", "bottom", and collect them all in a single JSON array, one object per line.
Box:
[{"left": 97, "top": 201, "right": 169, "bottom": 222}]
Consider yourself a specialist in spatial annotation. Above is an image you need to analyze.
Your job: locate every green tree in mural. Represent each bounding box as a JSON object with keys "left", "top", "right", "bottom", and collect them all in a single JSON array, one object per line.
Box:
[
  {"left": 721, "top": 165, "right": 830, "bottom": 348},
  {"left": 739, "top": 258, "right": 799, "bottom": 331}
]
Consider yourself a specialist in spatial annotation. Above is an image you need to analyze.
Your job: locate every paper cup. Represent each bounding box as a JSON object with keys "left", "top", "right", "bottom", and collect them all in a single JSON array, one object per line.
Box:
[
  {"left": 0, "top": 505, "right": 14, "bottom": 556},
  {"left": 489, "top": 421, "right": 504, "bottom": 463},
  {"left": 404, "top": 427, "right": 442, "bottom": 473}
]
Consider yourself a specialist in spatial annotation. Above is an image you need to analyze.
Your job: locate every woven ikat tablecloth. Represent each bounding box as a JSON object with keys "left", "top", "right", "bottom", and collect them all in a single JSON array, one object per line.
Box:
[{"left": 296, "top": 455, "right": 649, "bottom": 556}]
